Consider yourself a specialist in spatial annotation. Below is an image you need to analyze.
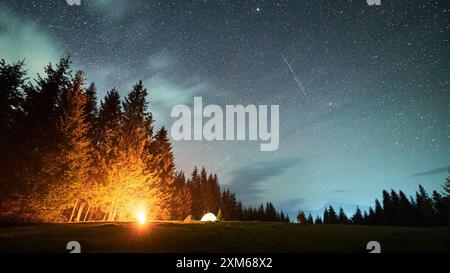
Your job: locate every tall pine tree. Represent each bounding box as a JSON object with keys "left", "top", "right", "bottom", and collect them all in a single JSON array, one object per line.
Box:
[{"left": 44, "top": 71, "right": 92, "bottom": 222}]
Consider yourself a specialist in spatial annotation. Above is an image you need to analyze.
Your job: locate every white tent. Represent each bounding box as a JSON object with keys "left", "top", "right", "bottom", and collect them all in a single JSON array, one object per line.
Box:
[{"left": 200, "top": 212, "right": 217, "bottom": 222}]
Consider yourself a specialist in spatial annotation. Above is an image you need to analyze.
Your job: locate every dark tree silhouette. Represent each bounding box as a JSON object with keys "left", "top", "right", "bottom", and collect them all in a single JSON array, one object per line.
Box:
[
  {"left": 374, "top": 199, "right": 383, "bottom": 225},
  {"left": 327, "top": 206, "right": 338, "bottom": 224},
  {"left": 443, "top": 174, "right": 450, "bottom": 225},
  {"left": 0, "top": 59, "right": 27, "bottom": 200},
  {"left": 366, "top": 207, "right": 375, "bottom": 225},
  {"left": 398, "top": 190, "right": 415, "bottom": 226},
  {"left": 338, "top": 207, "right": 348, "bottom": 224},
  {"left": 314, "top": 215, "right": 323, "bottom": 224},
  {"left": 296, "top": 211, "right": 307, "bottom": 224},
  {"left": 323, "top": 208, "right": 329, "bottom": 224},
  {"left": 381, "top": 190, "right": 393, "bottom": 225},
  {"left": 351, "top": 206, "right": 364, "bottom": 225},
  {"left": 415, "top": 185, "right": 435, "bottom": 226},
  {"left": 432, "top": 191, "right": 446, "bottom": 226},
  {"left": 171, "top": 171, "right": 192, "bottom": 220},
  {"left": 307, "top": 213, "right": 314, "bottom": 224}
]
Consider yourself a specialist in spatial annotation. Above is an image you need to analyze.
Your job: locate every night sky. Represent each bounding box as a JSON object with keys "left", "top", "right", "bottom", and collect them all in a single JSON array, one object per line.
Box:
[{"left": 1, "top": 0, "right": 449, "bottom": 217}]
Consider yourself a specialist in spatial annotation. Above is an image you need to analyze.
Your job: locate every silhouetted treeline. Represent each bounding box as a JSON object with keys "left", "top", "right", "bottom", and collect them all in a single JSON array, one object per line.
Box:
[
  {"left": 242, "top": 202, "right": 290, "bottom": 222},
  {"left": 172, "top": 169, "right": 289, "bottom": 222},
  {"left": 297, "top": 182, "right": 450, "bottom": 226},
  {"left": 0, "top": 58, "right": 287, "bottom": 223}
]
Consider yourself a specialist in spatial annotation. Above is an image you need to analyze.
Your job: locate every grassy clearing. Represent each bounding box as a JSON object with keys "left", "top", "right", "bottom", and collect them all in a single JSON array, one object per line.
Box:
[{"left": 0, "top": 221, "right": 449, "bottom": 253}]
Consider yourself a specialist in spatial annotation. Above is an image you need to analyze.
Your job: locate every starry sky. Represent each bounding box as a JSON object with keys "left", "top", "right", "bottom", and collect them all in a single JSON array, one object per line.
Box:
[{"left": 1, "top": 0, "right": 449, "bottom": 217}]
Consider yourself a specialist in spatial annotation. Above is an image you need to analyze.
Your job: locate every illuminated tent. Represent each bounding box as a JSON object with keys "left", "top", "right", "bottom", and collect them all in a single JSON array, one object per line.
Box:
[{"left": 200, "top": 212, "right": 217, "bottom": 222}]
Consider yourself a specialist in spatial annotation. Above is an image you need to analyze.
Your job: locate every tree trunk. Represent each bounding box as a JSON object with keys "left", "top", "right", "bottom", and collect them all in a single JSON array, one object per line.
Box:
[
  {"left": 112, "top": 207, "right": 118, "bottom": 221},
  {"left": 109, "top": 206, "right": 117, "bottom": 221},
  {"left": 75, "top": 202, "right": 85, "bottom": 222},
  {"left": 83, "top": 203, "right": 91, "bottom": 222},
  {"left": 69, "top": 199, "right": 79, "bottom": 223},
  {"left": 102, "top": 210, "right": 108, "bottom": 221},
  {"left": 106, "top": 201, "right": 115, "bottom": 221},
  {"left": 87, "top": 207, "right": 95, "bottom": 221}
]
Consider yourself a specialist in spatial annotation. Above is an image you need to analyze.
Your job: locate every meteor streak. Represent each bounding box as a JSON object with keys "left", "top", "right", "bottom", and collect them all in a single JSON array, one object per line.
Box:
[{"left": 280, "top": 53, "right": 308, "bottom": 97}]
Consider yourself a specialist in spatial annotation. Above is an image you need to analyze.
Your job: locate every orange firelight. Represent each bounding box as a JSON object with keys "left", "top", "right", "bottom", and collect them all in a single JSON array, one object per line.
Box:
[
  {"left": 136, "top": 212, "right": 147, "bottom": 224},
  {"left": 133, "top": 203, "right": 148, "bottom": 225}
]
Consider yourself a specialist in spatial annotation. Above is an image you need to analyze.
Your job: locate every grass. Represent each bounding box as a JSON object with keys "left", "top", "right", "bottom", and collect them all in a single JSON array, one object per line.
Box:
[{"left": 0, "top": 221, "right": 449, "bottom": 253}]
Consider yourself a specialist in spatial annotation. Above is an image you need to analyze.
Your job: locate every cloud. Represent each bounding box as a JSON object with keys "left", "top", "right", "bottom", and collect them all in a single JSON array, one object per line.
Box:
[
  {"left": 147, "top": 51, "right": 173, "bottom": 72},
  {"left": 278, "top": 197, "right": 305, "bottom": 208},
  {"left": 413, "top": 166, "right": 449, "bottom": 177},
  {"left": 79, "top": 51, "right": 210, "bottom": 128},
  {"left": 328, "top": 189, "right": 352, "bottom": 194},
  {"left": 0, "top": 7, "right": 62, "bottom": 78},
  {"left": 87, "top": 0, "right": 131, "bottom": 19},
  {"left": 226, "top": 157, "right": 301, "bottom": 204},
  {"left": 278, "top": 197, "right": 305, "bottom": 211},
  {"left": 143, "top": 52, "right": 211, "bottom": 127}
]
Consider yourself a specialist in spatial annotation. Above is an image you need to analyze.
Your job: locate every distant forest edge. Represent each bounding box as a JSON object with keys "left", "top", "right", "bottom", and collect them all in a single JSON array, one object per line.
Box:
[
  {"left": 297, "top": 183, "right": 450, "bottom": 226},
  {"left": 1, "top": 58, "right": 449, "bottom": 226},
  {"left": 0, "top": 57, "right": 289, "bottom": 223}
]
